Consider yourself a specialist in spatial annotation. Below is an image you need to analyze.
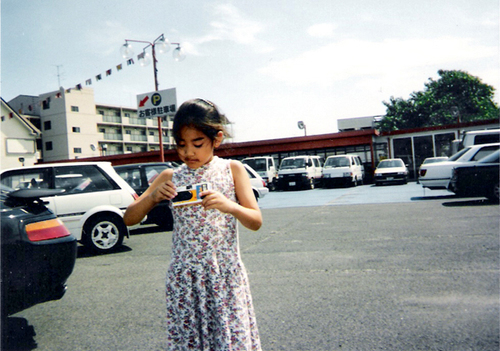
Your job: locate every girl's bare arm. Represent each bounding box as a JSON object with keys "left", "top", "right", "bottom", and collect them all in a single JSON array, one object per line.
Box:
[
  {"left": 123, "top": 168, "right": 176, "bottom": 226},
  {"left": 200, "top": 160, "right": 262, "bottom": 231}
]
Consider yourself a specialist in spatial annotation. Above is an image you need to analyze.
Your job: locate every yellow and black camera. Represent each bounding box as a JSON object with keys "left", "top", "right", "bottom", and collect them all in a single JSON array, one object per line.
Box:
[{"left": 171, "top": 183, "right": 211, "bottom": 207}]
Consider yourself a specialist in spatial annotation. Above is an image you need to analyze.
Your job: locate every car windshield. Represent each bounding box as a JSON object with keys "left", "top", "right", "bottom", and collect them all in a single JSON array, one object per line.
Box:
[
  {"left": 280, "top": 158, "right": 305, "bottom": 169},
  {"left": 325, "top": 157, "right": 349, "bottom": 168},
  {"left": 448, "top": 147, "right": 471, "bottom": 161},
  {"left": 377, "top": 160, "right": 404, "bottom": 168},
  {"left": 243, "top": 159, "right": 267, "bottom": 172}
]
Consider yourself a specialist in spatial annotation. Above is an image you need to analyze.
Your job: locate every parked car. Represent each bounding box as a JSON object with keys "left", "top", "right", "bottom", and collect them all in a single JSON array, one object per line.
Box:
[
  {"left": 242, "top": 156, "right": 278, "bottom": 191},
  {"left": 448, "top": 150, "right": 500, "bottom": 202},
  {"left": 451, "top": 129, "right": 500, "bottom": 154},
  {"left": 114, "top": 162, "right": 177, "bottom": 231},
  {"left": 374, "top": 158, "right": 409, "bottom": 185},
  {"left": 420, "top": 156, "right": 449, "bottom": 166},
  {"left": 1, "top": 186, "right": 77, "bottom": 317},
  {"left": 322, "top": 154, "right": 364, "bottom": 188},
  {"left": 1, "top": 162, "right": 138, "bottom": 253},
  {"left": 278, "top": 155, "right": 323, "bottom": 190},
  {"left": 244, "top": 164, "right": 269, "bottom": 201},
  {"left": 419, "top": 143, "right": 500, "bottom": 190}
]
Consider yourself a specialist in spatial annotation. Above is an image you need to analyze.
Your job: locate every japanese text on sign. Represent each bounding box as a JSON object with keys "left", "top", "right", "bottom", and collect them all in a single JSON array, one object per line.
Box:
[{"left": 138, "top": 105, "right": 176, "bottom": 118}]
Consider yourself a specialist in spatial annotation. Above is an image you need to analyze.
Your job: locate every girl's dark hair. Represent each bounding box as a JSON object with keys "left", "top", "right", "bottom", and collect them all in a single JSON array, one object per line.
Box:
[{"left": 172, "top": 98, "right": 231, "bottom": 144}]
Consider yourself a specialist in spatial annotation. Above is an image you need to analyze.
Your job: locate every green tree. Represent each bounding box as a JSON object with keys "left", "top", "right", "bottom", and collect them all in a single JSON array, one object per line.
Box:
[{"left": 377, "top": 70, "right": 499, "bottom": 132}]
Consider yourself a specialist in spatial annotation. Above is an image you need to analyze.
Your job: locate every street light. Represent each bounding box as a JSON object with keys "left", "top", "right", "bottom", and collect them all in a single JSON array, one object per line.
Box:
[
  {"left": 121, "top": 34, "right": 185, "bottom": 162},
  {"left": 297, "top": 121, "right": 307, "bottom": 136}
]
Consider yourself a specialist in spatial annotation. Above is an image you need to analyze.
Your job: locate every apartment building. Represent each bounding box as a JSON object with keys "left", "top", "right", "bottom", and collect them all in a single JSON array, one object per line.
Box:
[{"left": 8, "top": 88, "right": 175, "bottom": 163}]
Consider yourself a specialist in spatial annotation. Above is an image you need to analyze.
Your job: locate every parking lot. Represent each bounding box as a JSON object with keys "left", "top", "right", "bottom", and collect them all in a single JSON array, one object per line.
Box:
[{"left": 3, "top": 183, "right": 499, "bottom": 350}]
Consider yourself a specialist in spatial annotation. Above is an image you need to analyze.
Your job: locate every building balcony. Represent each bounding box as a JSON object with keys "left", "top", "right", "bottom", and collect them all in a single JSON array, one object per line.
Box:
[
  {"left": 103, "top": 133, "right": 123, "bottom": 141},
  {"left": 101, "top": 115, "right": 122, "bottom": 124}
]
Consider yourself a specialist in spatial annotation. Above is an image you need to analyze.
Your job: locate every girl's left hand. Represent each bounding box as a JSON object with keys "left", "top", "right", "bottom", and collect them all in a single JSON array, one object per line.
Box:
[{"left": 200, "top": 190, "right": 235, "bottom": 213}]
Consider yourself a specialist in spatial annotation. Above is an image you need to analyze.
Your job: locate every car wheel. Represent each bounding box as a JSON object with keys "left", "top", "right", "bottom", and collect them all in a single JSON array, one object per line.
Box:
[
  {"left": 253, "top": 190, "right": 259, "bottom": 201},
  {"left": 487, "top": 182, "right": 500, "bottom": 203},
  {"left": 83, "top": 214, "right": 126, "bottom": 253}
]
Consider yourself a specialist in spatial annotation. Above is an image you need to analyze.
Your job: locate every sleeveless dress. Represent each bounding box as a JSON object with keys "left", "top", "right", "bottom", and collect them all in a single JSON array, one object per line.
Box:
[{"left": 166, "top": 157, "right": 261, "bottom": 351}]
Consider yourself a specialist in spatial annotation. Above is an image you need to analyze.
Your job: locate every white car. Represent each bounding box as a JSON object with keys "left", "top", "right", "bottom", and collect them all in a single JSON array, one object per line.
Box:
[
  {"left": 243, "top": 164, "right": 269, "bottom": 201},
  {"left": 322, "top": 154, "right": 364, "bottom": 188},
  {"left": 419, "top": 143, "right": 500, "bottom": 190},
  {"left": 374, "top": 158, "right": 409, "bottom": 185},
  {"left": 1, "top": 162, "right": 138, "bottom": 253}
]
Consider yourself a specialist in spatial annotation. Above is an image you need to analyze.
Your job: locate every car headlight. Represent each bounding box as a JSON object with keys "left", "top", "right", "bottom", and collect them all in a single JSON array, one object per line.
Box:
[
  {"left": 375, "top": 172, "right": 381, "bottom": 177},
  {"left": 299, "top": 173, "right": 308, "bottom": 178}
]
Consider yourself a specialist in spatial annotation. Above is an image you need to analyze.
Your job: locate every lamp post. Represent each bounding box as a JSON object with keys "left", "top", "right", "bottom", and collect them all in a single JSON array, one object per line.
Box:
[
  {"left": 121, "top": 34, "right": 185, "bottom": 162},
  {"left": 297, "top": 121, "right": 307, "bottom": 136}
]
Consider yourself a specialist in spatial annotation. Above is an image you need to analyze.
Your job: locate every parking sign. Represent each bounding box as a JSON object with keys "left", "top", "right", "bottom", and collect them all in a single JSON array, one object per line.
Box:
[{"left": 136, "top": 88, "right": 177, "bottom": 119}]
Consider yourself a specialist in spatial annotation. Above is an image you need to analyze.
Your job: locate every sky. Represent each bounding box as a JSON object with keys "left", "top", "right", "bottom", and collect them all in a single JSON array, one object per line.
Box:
[{"left": 1, "top": 0, "right": 498, "bottom": 142}]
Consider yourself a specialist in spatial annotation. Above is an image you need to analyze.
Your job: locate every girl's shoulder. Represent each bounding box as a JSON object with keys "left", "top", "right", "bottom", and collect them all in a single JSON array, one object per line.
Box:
[{"left": 229, "top": 159, "right": 246, "bottom": 177}]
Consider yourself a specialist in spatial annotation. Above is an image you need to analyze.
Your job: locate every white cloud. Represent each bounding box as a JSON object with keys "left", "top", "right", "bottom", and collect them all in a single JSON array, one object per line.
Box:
[
  {"left": 307, "top": 23, "right": 338, "bottom": 38},
  {"left": 258, "top": 36, "right": 498, "bottom": 86},
  {"left": 192, "top": 3, "right": 273, "bottom": 53}
]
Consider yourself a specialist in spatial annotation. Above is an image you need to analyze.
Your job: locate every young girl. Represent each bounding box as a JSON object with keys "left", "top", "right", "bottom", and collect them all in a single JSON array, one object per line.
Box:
[{"left": 123, "top": 98, "right": 262, "bottom": 350}]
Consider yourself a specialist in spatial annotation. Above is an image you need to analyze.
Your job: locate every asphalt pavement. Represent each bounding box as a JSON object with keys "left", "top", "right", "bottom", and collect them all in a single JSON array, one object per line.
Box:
[{"left": 3, "top": 185, "right": 499, "bottom": 350}]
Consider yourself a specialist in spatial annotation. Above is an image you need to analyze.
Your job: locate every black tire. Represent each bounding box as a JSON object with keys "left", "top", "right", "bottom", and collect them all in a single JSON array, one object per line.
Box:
[
  {"left": 83, "top": 214, "right": 126, "bottom": 253},
  {"left": 253, "top": 190, "right": 259, "bottom": 201}
]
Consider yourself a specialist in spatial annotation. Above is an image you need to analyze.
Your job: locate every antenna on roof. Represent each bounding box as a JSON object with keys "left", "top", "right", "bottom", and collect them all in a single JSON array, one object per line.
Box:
[{"left": 54, "top": 65, "right": 64, "bottom": 87}]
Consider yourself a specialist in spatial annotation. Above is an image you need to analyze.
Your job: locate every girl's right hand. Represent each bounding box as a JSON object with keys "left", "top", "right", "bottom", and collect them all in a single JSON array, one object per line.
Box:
[{"left": 150, "top": 180, "right": 177, "bottom": 203}]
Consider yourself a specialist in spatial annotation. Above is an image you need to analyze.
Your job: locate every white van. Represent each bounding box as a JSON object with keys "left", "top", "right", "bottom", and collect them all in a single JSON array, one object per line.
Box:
[
  {"left": 278, "top": 155, "right": 323, "bottom": 190},
  {"left": 242, "top": 156, "right": 278, "bottom": 191},
  {"left": 451, "top": 129, "right": 500, "bottom": 154},
  {"left": 322, "top": 154, "right": 364, "bottom": 188}
]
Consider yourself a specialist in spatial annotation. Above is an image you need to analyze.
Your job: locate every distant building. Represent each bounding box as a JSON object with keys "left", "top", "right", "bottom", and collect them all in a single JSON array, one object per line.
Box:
[
  {"left": 7, "top": 88, "right": 175, "bottom": 163},
  {"left": 1, "top": 98, "right": 41, "bottom": 169},
  {"left": 337, "top": 115, "right": 383, "bottom": 132}
]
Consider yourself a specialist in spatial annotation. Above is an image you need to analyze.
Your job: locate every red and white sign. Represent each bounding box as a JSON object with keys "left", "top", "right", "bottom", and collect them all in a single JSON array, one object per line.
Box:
[{"left": 136, "top": 88, "right": 177, "bottom": 119}]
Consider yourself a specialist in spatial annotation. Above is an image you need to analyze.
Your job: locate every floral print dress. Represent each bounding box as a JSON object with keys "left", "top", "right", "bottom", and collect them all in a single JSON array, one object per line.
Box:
[{"left": 166, "top": 157, "right": 261, "bottom": 350}]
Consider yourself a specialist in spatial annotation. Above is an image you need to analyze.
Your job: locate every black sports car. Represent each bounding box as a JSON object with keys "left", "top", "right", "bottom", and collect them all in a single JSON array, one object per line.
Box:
[
  {"left": 449, "top": 150, "right": 500, "bottom": 202},
  {"left": 1, "top": 187, "right": 77, "bottom": 317}
]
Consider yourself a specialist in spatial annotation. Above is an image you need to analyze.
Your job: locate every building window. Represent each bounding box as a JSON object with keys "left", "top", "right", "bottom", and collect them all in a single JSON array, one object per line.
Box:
[
  {"left": 124, "top": 113, "right": 130, "bottom": 117},
  {"left": 45, "top": 141, "right": 53, "bottom": 151},
  {"left": 115, "top": 111, "right": 120, "bottom": 117},
  {"left": 74, "top": 148, "right": 82, "bottom": 154},
  {"left": 149, "top": 131, "right": 154, "bottom": 136},
  {"left": 42, "top": 98, "right": 50, "bottom": 110},
  {"left": 99, "top": 128, "right": 105, "bottom": 133},
  {"left": 126, "top": 130, "right": 131, "bottom": 134},
  {"left": 72, "top": 127, "right": 81, "bottom": 133},
  {"left": 98, "top": 110, "right": 104, "bottom": 115},
  {"left": 126, "top": 146, "right": 133, "bottom": 152},
  {"left": 44, "top": 121, "right": 52, "bottom": 130},
  {"left": 71, "top": 106, "right": 79, "bottom": 112}
]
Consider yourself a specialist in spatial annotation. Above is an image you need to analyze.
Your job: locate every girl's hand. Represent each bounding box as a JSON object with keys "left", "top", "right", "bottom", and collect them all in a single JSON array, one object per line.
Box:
[
  {"left": 150, "top": 180, "right": 177, "bottom": 203},
  {"left": 200, "top": 190, "right": 236, "bottom": 213}
]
